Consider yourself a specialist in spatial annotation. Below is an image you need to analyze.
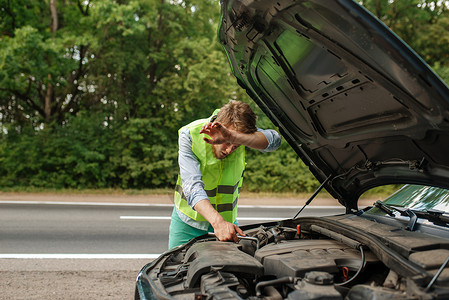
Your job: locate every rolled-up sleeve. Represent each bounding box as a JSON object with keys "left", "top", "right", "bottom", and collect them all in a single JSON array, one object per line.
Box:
[
  {"left": 258, "top": 128, "right": 282, "bottom": 152},
  {"left": 178, "top": 127, "right": 281, "bottom": 208},
  {"left": 178, "top": 127, "right": 208, "bottom": 209}
]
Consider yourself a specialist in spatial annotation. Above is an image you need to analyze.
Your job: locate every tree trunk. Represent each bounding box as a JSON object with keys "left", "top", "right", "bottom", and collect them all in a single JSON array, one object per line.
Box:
[
  {"left": 50, "top": 0, "right": 58, "bottom": 33},
  {"left": 45, "top": 0, "right": 58, "bottom": 123}
]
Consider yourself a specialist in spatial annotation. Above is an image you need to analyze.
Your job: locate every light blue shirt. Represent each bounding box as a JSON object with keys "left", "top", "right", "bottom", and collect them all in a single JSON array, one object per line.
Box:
[{"left": 176, "top": 126, "right": 282, "bottom": 230}]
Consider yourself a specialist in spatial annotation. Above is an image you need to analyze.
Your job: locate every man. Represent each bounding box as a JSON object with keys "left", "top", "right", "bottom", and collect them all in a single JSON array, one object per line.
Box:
[{"left": 169, "top": 101, "right": 281, "bottom": 248}]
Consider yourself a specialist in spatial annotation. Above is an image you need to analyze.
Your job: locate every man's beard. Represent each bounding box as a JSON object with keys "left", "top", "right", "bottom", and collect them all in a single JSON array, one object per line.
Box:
[{"left": 211, "top": 145, "right": 225, "bottom": 159}]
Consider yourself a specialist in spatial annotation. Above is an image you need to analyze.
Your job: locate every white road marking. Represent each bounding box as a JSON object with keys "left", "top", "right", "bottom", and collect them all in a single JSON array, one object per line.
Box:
[
  {"left": 0, "top": 201, "right": 174, "bottom": 207},
  {"left": 120, "top": 216, "right": 286, "bottom": 221},
  {"left": 0, "top": 201, "right": 343, "bottom": 209},
  {"left": 240, "top": 205, "right": 343, "bottom": 209},
  {"left": 0, "top": 254, "right": 160, "bottom": 259},
  {"left": 120, "top": 206, "right": 344, "bottom": 221},
  {"left": 237, "top": 217, "right": 285, "bottom": 221},
  {"left": 121, "top": 216, "right": 172, "bottom": 220}
]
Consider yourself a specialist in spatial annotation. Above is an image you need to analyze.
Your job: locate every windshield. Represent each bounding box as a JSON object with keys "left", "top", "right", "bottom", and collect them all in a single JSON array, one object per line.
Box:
[{"left": 381, "top": 184, "right": 449, "bottom": 213}]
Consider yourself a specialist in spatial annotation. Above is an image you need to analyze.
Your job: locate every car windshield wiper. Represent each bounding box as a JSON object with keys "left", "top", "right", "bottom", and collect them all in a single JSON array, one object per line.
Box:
[
  {"left": 374, "top": 202, "right": 449, "bottom": 230},
  {"left": 398, "top": 207, "right": 449, "bottom": 227},
  {"left": 374, "top": 201, "right": 418, "bottom": 230},
  {"left": 374, "top": 200, "right": 395, "bottom": 216}
]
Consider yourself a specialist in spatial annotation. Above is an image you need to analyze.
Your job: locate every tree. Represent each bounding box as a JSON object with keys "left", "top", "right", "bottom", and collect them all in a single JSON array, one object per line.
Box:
[
  {"left": 0, "top": 0, "right": 243, "bottom": 127},
  {"left": 0, "top": 0, "right": 248, "bottom": 189},
  {"left": 359, "top": 0, "right": 449, "bottom": 83},
  {"left": 0, "top": 0, "right": 447, "bottom": 190},
  {"left": 0, "top": 0, "right": 94, "bottom": 127}
]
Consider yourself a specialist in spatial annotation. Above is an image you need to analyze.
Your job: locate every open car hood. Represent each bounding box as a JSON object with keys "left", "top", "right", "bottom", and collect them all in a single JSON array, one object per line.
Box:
[{"left": 218, "top": 0, "right": 449, "bottom": 209}]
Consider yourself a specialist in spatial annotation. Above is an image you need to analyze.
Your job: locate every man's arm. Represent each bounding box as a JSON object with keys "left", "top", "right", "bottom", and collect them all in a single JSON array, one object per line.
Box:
[
  {"left": 257, "top": 128, "right": 282, "bottom": 152},
  {"left": 178, "top": 127, "right": 245, "bottom": 241},
  {"left": 193, "top": 199, "right": 245, "bottom": 242},
  {"left": 178, "top": 128, "right": 209, "bottom": 209},
  {"left": 200, "top": 121, "right": 269, "bottom": 149},
  {"left": 232, "top": 131, "right": 268, "bottom": 149}
]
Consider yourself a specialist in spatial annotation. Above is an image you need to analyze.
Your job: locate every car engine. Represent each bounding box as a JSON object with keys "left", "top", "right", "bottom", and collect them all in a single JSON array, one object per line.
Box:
[{"left": 138, "top": 217, "right": 449, "bottom": 299}]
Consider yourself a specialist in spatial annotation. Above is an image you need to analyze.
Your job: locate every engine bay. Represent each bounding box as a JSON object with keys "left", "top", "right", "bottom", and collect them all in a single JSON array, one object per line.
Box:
[{"left": 140, "top": 217, "right": 449, "bottom": 299}]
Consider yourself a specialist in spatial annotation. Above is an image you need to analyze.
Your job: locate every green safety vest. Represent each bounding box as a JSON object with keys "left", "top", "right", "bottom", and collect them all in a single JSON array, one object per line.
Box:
[{"left": 174, "top": 111, "right": 245, "bottom": 223}]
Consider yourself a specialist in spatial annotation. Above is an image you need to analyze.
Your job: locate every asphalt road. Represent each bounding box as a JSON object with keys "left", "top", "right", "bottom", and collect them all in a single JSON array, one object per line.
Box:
[
  {"left": 0, "top": 201, "right": 346, "bottom": 256},
  {"left": 0, "top": 200, "right": 349, "bottom": 299}
]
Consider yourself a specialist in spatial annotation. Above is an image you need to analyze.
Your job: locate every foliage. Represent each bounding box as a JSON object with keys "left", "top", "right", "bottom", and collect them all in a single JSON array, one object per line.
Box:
[
  {"left": 112, "top": 118, "right": 178, "bottom": 189},
  {"left": 0, "top": 113, "right": 115, "bottom": 188},
  {"left": 244, "top": 140, "right": 319, "bottom": 193},
  {"left": 359, "top": 0, "right": 449, "bottom": 83},
  {"left": 0, "top": 0, "right": 448, "bottom": 192}
]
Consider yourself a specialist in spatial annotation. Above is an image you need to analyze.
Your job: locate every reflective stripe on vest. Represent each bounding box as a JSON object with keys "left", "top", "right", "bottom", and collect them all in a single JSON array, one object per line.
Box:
[
  {"left": 175, "top": 184, "right": 241, "bottom": 212},
  {"left": 174, "top": 111, "right": 245, "bottom": 223}
]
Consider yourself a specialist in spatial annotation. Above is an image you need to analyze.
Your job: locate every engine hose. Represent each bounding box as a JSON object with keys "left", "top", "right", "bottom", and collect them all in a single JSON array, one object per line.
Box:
[
  {"left": 335, "top": 246, "right": 366, "bottom": 286},
  {"left": 255, "top": 277, "right": 296, "bottom": 297}
]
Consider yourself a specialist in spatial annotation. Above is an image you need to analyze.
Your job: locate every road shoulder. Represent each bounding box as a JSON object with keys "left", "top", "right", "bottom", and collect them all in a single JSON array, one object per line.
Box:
[{"left": 0, "top": 192, "right": 376, "bottom": 207}]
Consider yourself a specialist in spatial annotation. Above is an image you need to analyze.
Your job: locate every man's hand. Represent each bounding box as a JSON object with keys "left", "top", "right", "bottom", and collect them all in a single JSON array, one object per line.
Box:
[
  {"left": 212, "top": 218, "right": 245, "bottom": 243},
  {"left": 193, "top": 199, "right": 245, "bottom": 243},
  {"left": 199, "top": 121, "right": 235, "bottom": 145},
  {"left": 199, "top": 121, "right": 269, "bottom": 150}
]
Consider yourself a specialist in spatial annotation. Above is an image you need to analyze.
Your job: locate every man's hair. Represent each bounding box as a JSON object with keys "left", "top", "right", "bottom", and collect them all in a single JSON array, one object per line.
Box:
[{"left": 215, "top": 101, "right": 257, "bottom": 134}]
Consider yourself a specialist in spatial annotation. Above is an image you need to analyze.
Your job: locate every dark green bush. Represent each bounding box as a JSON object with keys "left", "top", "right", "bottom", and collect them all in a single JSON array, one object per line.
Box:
[{"left": 0, "top": 112, "right": 319, "bottom": 192}]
